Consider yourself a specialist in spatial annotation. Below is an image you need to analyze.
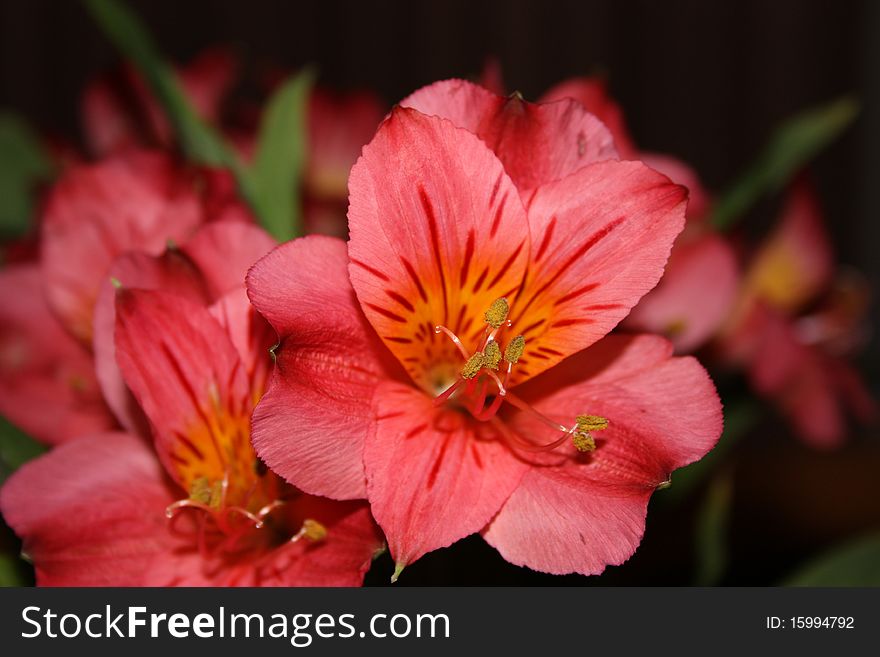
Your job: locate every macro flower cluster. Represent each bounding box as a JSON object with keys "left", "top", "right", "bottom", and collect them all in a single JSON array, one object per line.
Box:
[{"left": 0, "top": 23, "right": 873, "bottom": 587}]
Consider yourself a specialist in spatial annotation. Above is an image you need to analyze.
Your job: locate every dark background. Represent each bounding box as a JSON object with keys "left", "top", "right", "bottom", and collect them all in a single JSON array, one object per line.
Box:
[{"left": 1, "top": 0, "right": 878, "bottom": 585}]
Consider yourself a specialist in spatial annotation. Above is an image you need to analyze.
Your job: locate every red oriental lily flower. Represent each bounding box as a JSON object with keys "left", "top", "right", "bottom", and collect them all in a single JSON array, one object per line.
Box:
[
  {"left": 246, "top": 92, "right": 722, "bottom": 578},
  {"left": 0, "top": 249, "right": 382, "bottom": 585}
]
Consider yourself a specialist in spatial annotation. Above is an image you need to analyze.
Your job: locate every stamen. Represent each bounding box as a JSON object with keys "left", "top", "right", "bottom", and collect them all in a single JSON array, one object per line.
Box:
[
  {"left": 504, "top": 335, "right": 526, "bottom": 363},
  {"left": 576, "top": 415, "right": 609, "bottom": 432},
  {"left": 484, "top": 297, "right": 510, "bottom": 328},
  {"left": 484, "top": 341, "right": 502, "bottom": 370},
  {"left": 434, "top": 325, "right": 471, "bottom": 359},
  {"left": 289, "top": 518, "right": 328, "bottom": 544},
  {"left": 572, "top": 431, "right": 597, "bottom": 452},
  {"left": 460, "top": 352, "right": 485, "bottom": 379}
]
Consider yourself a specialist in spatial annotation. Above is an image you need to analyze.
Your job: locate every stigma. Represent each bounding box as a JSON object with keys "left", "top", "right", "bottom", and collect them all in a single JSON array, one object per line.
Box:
[{"left": 434, "top": 297, "right": 608, "bottom": 455}]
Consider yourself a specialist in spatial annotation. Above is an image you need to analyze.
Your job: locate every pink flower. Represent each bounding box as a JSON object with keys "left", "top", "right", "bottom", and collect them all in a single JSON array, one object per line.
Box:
[
  {"left": 0, "top": 222, "right": 382, "bottom": 585},
  {"left": 246, "top": 86, "right": 722, "bottom": 578},
  {"left": 721, "top": 180, "right": 875, "bottom": 446}
]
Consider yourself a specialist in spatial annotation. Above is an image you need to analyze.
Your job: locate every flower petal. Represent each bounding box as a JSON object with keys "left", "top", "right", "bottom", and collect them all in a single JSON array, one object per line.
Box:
[
  {"left": 402, "top": 78, "right": 618, "bottom": 192},
  {"left": 742, "top": 178, "right": 834, "bottom": 314},
  {"left": 93, "top": 249, "right": 209, "bottom": 434},
  {"left": 0, "top": 265, "right": 114, "bottom": 444},
  {"left": 366, "top": 380, "right": 528, "bottom": 569},
  {"left": 484, "top": 334, "right": 722, "bottom": 574},
  {"left": 507, "top": 160, "right": 688, "bottom": 383},
  {"left": 181, "top": 220, "right": 277, "bottom": 298},
  {"left": 348, "top": 107, "right": 530, "bottom": 391},
  {"left": 625, "top": 233, "right": 740, "bottom": 352},
  {"left": 539, "top": 76, "right": 637, "bottom": 158},
  {"left": 41, "top": 151, "right": 203, "bottom": 343},
  {"left": 114, "top": 289, "right": 254, "bottom": 498},
  {"left": 247, "top": 235, "right": 403, "bottom": 500},
  {"left": 0, "top": 432, "right": 178, "bottom": 585}
]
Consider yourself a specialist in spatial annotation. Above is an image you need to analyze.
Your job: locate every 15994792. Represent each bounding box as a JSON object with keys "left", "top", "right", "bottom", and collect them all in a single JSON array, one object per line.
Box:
[{"left": 766, "top": 617, "right": 855, "bottom": 629}]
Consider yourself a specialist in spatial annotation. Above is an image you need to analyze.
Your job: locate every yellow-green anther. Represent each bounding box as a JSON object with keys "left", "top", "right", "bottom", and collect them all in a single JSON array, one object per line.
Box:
[
  {"left": 576, "top": 414, "right": 609, "bottom": 432},
  {"left": 461, "top": 352, "right": 485, "bottom": 379},
  {"left": 572, "top": 431, "right": 597, "bottom": 453},
  {"left": 484, "top": 297, "right": 509, "bottom": 328},
  {"left": 504, "top": 335, "right": 526, "bottom": 364},
  {"left": 484, "top": 341, "right": 502, "bottom": 369},
  {"left": 302, "top": 519, "right": 328, "bottom": 542}
]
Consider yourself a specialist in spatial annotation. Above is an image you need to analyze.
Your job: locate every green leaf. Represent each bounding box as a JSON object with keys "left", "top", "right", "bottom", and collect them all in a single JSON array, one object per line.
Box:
[
  {"left": 83, "top": 0, "right": 310, "bottom": 242},
  {"left": 0, "top": 416, "right": 46, "bottom": 485},
  {"left": 661, "top": 399, "right": 759, "bottom": 505},
  {"left": 693, "top": 471, "right": 733, "bottom": 586},
  {"left": 247, "top": 70, "right": 314, "bottom": 241},
  {"left": 83, "top": 0, "right": 235, "bottom": 167},
  {"left": 784, "top": 532, "right": 880, "bottom": 586},
  {"left": 0, "top": 112, "right": 54, "bottom": 239},
  {"left": 711, "top": 97, "right": 859, "bottom": 231}
]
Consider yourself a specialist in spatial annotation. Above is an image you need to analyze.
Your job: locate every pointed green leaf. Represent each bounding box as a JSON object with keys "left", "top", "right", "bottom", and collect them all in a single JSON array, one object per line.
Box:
[
  {"left": 248, "top": 70, "right": 313, "bottom": 241},
  {"left": 784, "top": 532, "right": 880, "bottom": 586},
  {"left": 0, "top": 112, "right": 54, "bottom": 239},
  {"left": 711, "top": 97, "right": 859, "bottom": 231},
  {"left": 83, "top": 0, "right": 235, "bottom": 167},
  {"left": 693, "top": 471, "right": 733, "bottom": 586}
]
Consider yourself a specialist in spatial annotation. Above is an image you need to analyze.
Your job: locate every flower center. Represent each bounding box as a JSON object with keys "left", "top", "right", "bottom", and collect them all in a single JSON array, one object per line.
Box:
[
  {"left": 433, "top": 297, "right": 608, "bottom": 453},
  {"left": 164, "top": 467, "right": 328, "bottom": 559}
]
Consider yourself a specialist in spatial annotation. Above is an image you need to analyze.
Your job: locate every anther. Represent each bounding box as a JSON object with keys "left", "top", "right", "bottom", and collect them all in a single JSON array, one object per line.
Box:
[
  {"left": 572, "top": 431, "right": 597, "bottom": 453},
  {"left": 484, "top": 298, "right": 510, "bottom": 328},
  {"left": 460, "top": 352, "right": 485, "bottom": 379},
  {"left": 504, "top": 335, "right": 526, "bottom": 363},
  {"left": 484, "top": 341, "right": 502, "bottom": 370},
  {"left": 576, "top": 414, "right": 609, "bottom": 432},
  {"left": 290, "top": 518, "right": 328, "bottom": 544}
]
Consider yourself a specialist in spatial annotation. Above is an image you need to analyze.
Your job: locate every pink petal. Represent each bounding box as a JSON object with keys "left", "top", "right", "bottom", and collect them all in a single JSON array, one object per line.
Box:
[
  {"left": 366, "top": 380, "right": 528, "bottom": 570},
  {"left": 625, "top": 233, "right": 740, "bottom": 352},
  {"left": 306, "top": 88, "right": 385, "bottom": 200},
  {"left": 539, "top": 76, "right": 637, "bottom": 158},
  {"left": 182, "top": 220, "right": 277, "bottom": 298},
  {"left": 639, "top": 153, "right": 711, "bottom": 223},
  {"left": 93, "top": 249, "right": 209, "bottom": 434},
  {"left": 41, "top": 151, "right": 203, "bottom": 343},
  {"left": 742, "top": 178, "right": 834, "bottom": 313},
  {"left": 208, "top": 287, "right": 276, "bottom": 396},
  {"left": 347, "top": 107, "right": 529, "bottom": 390},
  {"left": 0, "top": 432, "right": 179, "bottom": 585},
  {"left": 484, "top": 334, "right": 723, "bottom": 575},
  {"left": 246, "top": 235, "right": 403, "bottom": 500},
  {"left": 0, "top": 265, "right": 114, "bottom": 444},
  {"left": 508, "top": 160, "right": 688, "bottom": 383},
  {"left": 114, "top": 289, "right": 252, "bottom": 493},
  {"left": 402, "top": 78, "right": 618, "bottom": 192}
]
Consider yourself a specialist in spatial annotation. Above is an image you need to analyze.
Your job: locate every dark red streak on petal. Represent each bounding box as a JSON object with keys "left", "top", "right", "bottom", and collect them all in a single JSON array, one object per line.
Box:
[
  {"left": 365, "top": 303, "right": 408, "bottom": 324},
  {"left": 418, "top": 185, "right": 449, "bottom": 323},
  {"left": 401, "top": 257, "right": 428, "bottom": 303},
  {"left": 351, "top": 258, "right": 391, "bottom": 282}
]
